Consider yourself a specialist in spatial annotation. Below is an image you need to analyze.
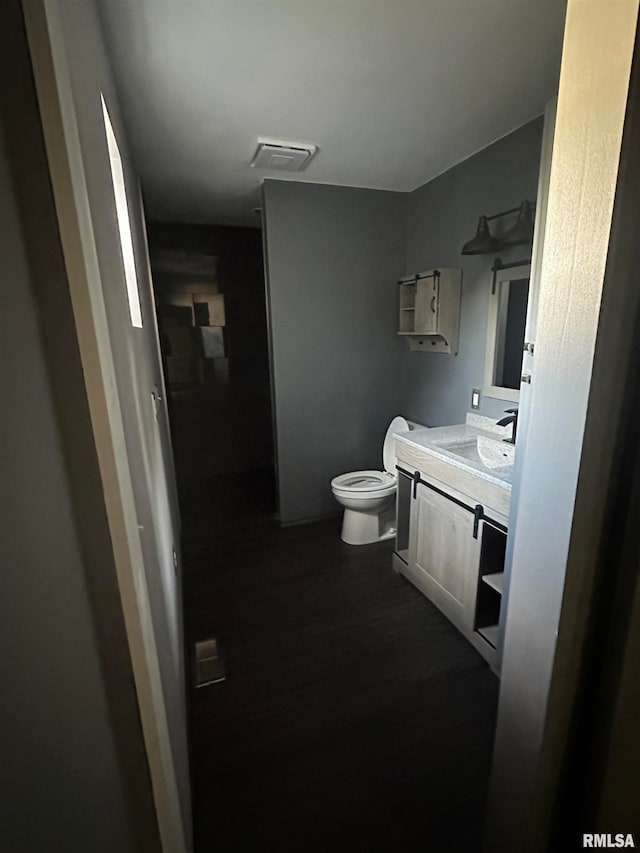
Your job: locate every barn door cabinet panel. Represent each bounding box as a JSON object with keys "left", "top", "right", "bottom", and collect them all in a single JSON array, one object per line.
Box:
[
  {"left": 407, "top": 482, "right": 480, "bottom": 633},
  {"left": 396, "top": 464, "right": 510, "bottom": 669},
  {"left": 397, "top": 268, "right": 462, "bottom": 354}
]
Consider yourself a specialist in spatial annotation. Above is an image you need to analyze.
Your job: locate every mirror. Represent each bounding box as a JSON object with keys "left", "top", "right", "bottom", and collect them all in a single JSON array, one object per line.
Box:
[{"left": 484, "top": 263, "right": 531, "bottom": 402}]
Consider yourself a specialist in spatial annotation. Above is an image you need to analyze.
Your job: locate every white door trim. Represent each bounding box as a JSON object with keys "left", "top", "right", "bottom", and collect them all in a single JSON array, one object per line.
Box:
[
  {"left": 21, "top": 2, "right": 187, "bottom": 850},
  {"left": 487, "top": 0, "right": 639, "bottom": 849}
]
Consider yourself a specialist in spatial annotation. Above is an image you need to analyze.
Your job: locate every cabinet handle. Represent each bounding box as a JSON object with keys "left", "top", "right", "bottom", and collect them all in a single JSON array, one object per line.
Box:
[
  {"left": 430, "top": 296, "right": 436, "bottom": 314},
  {"left": 473, "top": 505, "right": 483, "bottom": 539},
  {"left": 397, "top": 464, "right": 508, "bottom": 538}
]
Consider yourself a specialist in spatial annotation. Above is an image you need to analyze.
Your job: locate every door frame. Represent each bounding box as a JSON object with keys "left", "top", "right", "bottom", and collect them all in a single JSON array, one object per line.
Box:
[
  {"left": 19, "top": 0, "right": 640, "bottom": 849},
  {"left": 21, "top": 1, "right": 187, "bottom": 850},
  {"left": 487, "top": 1, "right": 640, "bottom": 849}
]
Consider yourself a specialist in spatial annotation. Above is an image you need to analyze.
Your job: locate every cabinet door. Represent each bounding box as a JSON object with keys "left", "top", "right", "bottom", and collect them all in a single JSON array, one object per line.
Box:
[
  {"left": 415, "top": 275, "right": 439, "bottom": 334},
  {"left": 408, "top": 482, "right": 480, "bottom": 631}
]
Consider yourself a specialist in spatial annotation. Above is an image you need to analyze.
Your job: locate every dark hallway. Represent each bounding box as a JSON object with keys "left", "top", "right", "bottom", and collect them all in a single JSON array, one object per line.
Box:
[{"left": 148, "top": 222, "right": 276, "bottom": 491}]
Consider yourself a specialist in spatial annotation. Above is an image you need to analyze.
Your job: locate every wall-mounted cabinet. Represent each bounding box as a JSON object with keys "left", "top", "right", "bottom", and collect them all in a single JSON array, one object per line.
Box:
[{"left": 397, "top": 268, "right": 462, "bottom": 354}]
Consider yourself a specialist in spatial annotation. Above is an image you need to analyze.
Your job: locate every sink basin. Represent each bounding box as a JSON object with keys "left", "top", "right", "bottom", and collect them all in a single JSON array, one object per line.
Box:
[
  {"left": 442, "top": 439, "right": 483, "bottom": 463},
  {"left": 476, "top": 434, "right": 515, "bottom": 468},
  {"left": 442, "top": 434, "right": 514, "bottom": 469}
]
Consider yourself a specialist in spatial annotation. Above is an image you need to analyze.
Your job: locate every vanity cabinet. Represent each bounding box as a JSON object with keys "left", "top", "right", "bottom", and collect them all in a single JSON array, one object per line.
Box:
[
  {"left": 397, "top": 268, "right": 462, "bottom": 354},
  {"left": 394, "top": 438, "right": 510, "bottom": 669}
]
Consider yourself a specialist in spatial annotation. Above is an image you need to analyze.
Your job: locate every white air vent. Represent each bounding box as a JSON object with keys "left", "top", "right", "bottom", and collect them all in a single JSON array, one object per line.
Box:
[{"left": 251, "top": 137, "right": 317, "bottom": 172}]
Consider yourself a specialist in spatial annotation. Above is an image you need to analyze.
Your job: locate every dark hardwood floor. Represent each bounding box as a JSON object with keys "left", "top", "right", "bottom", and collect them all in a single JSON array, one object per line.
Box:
[{"left": 181, "top": 471, "right": 499, "bottom": 852}]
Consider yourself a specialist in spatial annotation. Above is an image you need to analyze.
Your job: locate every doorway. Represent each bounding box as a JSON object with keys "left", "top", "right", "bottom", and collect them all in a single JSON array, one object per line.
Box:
[
  {"left": 16, "top": 0, "right": 640, "bottom": 850},
  {"left": 146, "top": 219, "right": 501, "bottom": 851},
  {"left": 147, "top": 222, "right": 277, "bottom": 551}
]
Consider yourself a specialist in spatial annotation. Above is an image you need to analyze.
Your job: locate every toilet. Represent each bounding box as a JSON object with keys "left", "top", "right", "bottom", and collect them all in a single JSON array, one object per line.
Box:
[{"left": 331, "top": 416, "right": 409, "bottom": 545}]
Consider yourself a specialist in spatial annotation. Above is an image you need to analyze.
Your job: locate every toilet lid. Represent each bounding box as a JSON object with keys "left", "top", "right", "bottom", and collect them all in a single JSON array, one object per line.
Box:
[{"left": 383, "top": 416, "right": 409, "bottom": 472}]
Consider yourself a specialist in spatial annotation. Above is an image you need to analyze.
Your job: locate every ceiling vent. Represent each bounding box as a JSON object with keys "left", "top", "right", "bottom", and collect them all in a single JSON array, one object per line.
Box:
[{"left": 250, "top": 137, "right": 317, "bottom": 172}]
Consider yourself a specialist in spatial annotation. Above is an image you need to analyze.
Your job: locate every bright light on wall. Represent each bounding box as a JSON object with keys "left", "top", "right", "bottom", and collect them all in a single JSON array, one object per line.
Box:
[{"left": 101, "top": 95, "right": 143, "bottom": 328}]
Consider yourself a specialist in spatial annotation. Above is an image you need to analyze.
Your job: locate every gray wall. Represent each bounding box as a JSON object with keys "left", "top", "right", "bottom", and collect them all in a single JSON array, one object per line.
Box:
[
  {"left": 403, "top": 117, "right": 544, "bottom": 426},
  {"left": 262, "top": 122, "right": 544, "bottom": 523},
  {"left": 0, "top": 123, "right": 141, "bottom": 852},
  {"left": 262, "top": 180, "right": 406, "bottom": 524}
]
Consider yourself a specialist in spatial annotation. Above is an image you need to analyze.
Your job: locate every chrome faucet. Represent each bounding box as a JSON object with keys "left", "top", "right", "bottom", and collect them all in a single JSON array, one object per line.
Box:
[{"left": 497, "top": 408, "right": 518, "bottom": 444}]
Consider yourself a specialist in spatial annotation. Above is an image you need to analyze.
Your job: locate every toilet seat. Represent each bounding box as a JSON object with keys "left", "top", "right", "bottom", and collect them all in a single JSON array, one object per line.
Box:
[
  {"left": 331, "top": 470, "right": 396, "bottom": 496},
  {"left": 330, "top": 416, "right": 409, "bottom": 545},
  {"left": 382, "top": 416, "right": 409, "bottom": 473},
  {"left": 331, "top": 417, "right": 409, "bottom": 499}
]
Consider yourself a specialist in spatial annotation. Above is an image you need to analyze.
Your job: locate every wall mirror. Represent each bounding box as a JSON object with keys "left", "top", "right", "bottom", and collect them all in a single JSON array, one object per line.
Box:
[{"left": 484, "top": 262, "right": 531, "bottom": 402}]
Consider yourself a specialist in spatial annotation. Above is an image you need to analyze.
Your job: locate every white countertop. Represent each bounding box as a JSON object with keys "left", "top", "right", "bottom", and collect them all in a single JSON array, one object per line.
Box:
[{"left": 394, "top": 422, "right": 514, "bottom": 490}]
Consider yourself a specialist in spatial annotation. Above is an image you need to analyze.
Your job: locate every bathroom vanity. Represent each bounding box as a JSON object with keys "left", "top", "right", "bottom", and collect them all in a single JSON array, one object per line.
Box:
[{"left": 393, "top": 416, "right": 514, "bottom": 669}]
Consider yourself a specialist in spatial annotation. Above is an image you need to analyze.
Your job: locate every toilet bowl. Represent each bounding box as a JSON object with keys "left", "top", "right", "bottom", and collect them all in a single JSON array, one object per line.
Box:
[{"left": 331, "top": 416, "right": 409, "bottom": 545}]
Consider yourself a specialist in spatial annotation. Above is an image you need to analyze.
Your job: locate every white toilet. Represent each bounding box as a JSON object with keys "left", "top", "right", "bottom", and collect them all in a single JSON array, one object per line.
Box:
[{"left": 331, "top": 416, "right": 409, "bottom": 545}]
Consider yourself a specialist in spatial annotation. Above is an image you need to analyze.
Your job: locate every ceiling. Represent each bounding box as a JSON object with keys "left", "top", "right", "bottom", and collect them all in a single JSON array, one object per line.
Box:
[{"left": 98, "top": 0, "right": 566, "bottom": 228}]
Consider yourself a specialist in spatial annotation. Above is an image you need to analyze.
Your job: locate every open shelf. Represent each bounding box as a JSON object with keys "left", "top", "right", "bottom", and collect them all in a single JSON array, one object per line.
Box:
[
  {"left": 477, "top": 624, "right": 499, "bottom": 648},
  {"left": 396, "top": 269, "right": 461, "bottom": 353},
  {"left": 398, "top": 282, "right": 417, "bottom": 332},
  {"left": 474, "top": 524, "right": 506, "bottom": 657},
  {"left": 482, "top": 572, "right": 504, "bottom": 594}
]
